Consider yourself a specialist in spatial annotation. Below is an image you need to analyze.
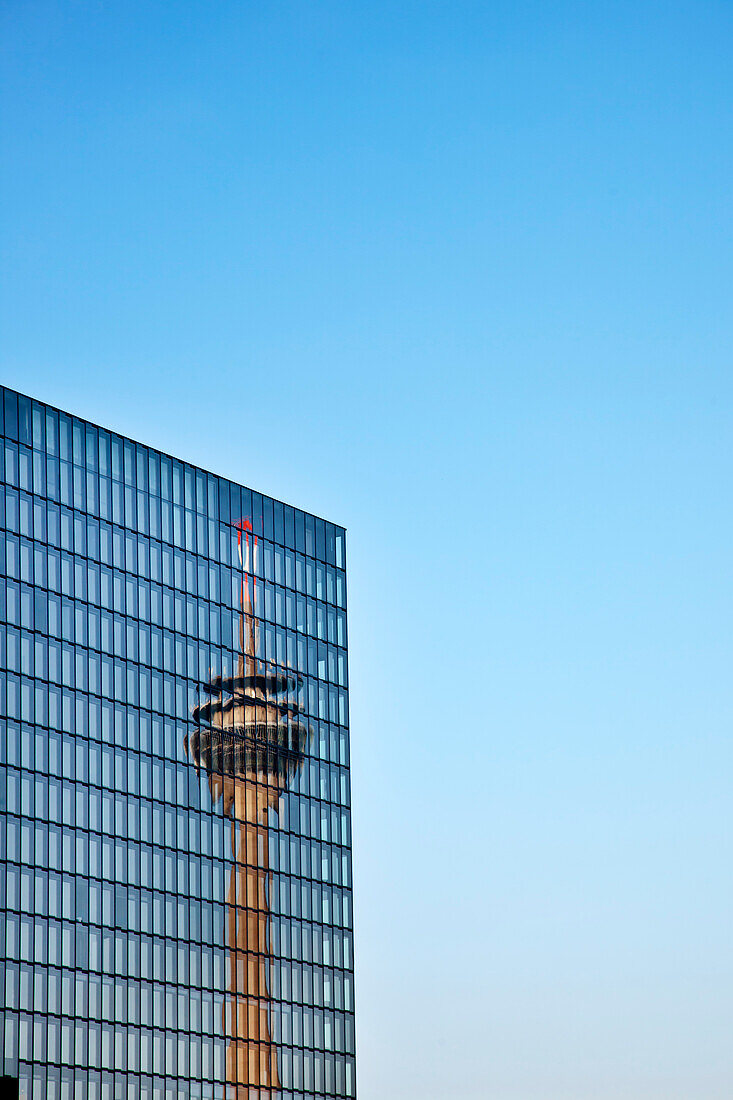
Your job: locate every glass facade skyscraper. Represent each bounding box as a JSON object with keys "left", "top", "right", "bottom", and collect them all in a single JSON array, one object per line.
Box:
[{"left": 0, "top": 386, "right": 355, "bottom": 1100}]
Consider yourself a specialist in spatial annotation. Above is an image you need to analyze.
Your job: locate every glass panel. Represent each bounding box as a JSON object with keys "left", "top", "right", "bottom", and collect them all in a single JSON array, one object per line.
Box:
[{"left": 0, "top": 388, "right": 353, "bottom": 1097}]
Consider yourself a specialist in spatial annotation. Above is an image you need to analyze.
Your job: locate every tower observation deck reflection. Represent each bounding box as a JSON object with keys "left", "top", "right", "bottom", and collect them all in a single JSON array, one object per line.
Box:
[{"left": 185, "top": 520, "right": 309, "bottom": 1099}]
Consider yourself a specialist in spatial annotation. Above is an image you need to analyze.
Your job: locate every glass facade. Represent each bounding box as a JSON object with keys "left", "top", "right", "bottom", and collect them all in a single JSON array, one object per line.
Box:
[{"left": 0, "top": 386, "right": 355, "bottom": 1100}]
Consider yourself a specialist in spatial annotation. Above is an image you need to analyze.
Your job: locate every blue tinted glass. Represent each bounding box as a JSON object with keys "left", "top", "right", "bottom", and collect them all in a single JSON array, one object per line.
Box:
[{"left": 0, "top": 385, "right": 354, "bottom": 1096}]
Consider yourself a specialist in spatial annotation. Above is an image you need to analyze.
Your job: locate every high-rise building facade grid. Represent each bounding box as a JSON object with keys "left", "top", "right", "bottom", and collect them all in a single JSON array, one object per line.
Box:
[{"left": 0, "top": 385, "right": 355, "bottom": 1100}]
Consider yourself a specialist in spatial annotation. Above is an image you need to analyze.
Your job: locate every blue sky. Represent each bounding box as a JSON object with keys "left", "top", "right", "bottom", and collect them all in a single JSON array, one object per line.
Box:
[{"left": 2, "top": 2, "right": 732, "bottom": 1096}]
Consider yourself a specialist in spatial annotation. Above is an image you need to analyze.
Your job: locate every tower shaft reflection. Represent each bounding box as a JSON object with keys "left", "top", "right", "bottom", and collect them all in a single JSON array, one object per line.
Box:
[
  {"left": 186, "top": 520, "right": 308, "bottom": 1098},
  {"left": 224, "top": 787, "right": 279, "bottom": 1096}
]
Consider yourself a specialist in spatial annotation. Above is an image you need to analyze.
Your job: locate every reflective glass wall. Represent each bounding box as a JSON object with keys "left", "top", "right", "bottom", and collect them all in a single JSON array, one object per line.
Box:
[{"left": 0, "top": 386, "right": 355, "bottom": 1100}]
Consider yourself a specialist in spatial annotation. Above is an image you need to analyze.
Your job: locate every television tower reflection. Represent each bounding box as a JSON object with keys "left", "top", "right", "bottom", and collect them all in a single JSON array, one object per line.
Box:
[{"left": 185, "top": 520, "right": 308, "bottom": 1098}]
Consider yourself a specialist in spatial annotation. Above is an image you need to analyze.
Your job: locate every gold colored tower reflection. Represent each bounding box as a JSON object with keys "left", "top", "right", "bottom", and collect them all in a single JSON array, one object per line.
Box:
[{"left": 185, "top": 520, "right": 307, "bottom": 1098}]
